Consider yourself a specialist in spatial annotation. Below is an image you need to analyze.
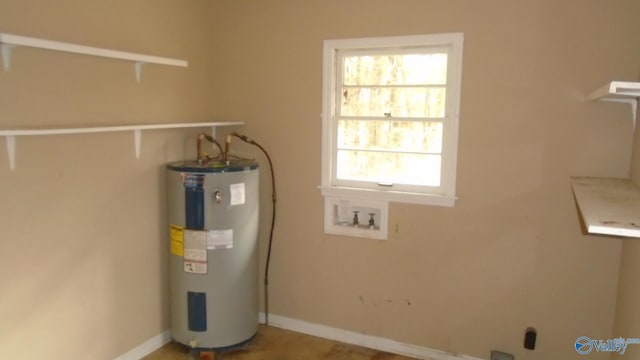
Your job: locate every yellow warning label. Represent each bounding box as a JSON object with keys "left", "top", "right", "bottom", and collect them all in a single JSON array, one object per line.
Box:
[{"left": 170, "top": 224, "right": 184, "bottom": 257}]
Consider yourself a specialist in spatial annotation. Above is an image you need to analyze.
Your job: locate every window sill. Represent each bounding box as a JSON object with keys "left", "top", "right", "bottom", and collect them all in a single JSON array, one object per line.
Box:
[{"left": 318, "top": 185, "right": 457, "bottom": 207}]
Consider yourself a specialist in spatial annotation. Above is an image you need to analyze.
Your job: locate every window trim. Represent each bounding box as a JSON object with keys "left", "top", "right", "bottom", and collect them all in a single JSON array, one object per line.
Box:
[{"left": 320, "top": 33, "right": 463, "bottom": 207}]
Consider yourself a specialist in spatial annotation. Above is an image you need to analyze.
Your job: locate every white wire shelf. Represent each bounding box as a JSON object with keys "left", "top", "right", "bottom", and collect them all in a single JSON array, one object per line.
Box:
[
  {"left": 1, "top": 122, "right": 244, "bottom": 171},
  {"left": 0, "top": 33, "right": 188, "bottom": 81},
  {"left": 571, "top": 177, "right": 640, "bottom": 238}
]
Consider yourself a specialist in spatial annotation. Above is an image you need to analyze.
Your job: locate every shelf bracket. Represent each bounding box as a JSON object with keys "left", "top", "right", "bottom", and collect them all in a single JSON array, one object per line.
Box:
[
  {"left": 1, "top": 43, "right": 14, "bottom": 71},
  {"left": 133, "top": 129, "right": 142, "bottom": 159},
  {"left": 6, "top": 135, "right": 15, "bottom": 171},
  {"left": 599, "top": 98, "right": 638, "bottom": 130},
  {"left": 587, "top": 81, "right": 640, "bottom": 129},
  {"left": 134, "top": 62, "right": 144, "bottom": 83}
]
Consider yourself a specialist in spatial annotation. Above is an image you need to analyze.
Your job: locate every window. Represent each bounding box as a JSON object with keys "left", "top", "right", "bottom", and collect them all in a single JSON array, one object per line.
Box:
[{"left": 321, "top": 33, "right": 463, "bottom": 207}]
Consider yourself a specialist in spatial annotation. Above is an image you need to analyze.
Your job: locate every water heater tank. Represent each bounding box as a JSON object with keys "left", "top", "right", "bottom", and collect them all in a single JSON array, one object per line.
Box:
[{"left": 166, "top": 159, "right": 259, "bottom": 350}]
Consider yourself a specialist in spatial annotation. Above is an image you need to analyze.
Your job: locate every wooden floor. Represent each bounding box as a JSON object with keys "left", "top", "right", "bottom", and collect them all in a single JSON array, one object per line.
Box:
[{"left": 143, "top": 325, "right": 416, "bottom": 360}]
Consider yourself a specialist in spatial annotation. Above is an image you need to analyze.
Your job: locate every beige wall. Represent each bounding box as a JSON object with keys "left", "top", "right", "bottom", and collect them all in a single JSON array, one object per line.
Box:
[
  {"left": 0, "top": 1, "right": 217, "bottom": 359},
  {"left": 1, "top": 1, "right": 639, "bottom": 359},
  {"left": 211, "top": 1, "right": 638, "bottom": 359}
]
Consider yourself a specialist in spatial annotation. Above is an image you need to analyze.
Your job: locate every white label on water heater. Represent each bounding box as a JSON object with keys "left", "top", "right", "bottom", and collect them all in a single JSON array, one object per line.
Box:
[
  {"left": 207, "top": 229, "right": 233, "bottom": 249},
  {"left": 184, "top": 261, "right": 207, "bottom": 274},
  {"left": 230, "top": 183, "right": 245, "bottom": 206},
  {"left": 184, "top": 230, "right": 207, "bottom": 274}
]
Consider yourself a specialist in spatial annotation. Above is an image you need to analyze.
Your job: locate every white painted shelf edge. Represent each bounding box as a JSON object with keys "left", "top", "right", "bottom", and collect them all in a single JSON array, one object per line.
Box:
[
  {"left": 0, "top": 33, "right": 188, "bottom": 81},
  {"left": 570, "top": 176, "right": 640, "bottom": 238},
  {"left": 587, "top": 81, "right": 640, "bottom": 101},
  {"left": 1, "top": 121, "right": 244, "bottom": 171},
  {"left": 586, "top": 81, "right": 640, "bottom": 129}
]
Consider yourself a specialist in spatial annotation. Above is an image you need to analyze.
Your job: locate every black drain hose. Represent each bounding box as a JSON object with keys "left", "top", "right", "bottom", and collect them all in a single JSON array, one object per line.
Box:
[{"left": 228, "top": 132, "right": 276, "bottom": 326}]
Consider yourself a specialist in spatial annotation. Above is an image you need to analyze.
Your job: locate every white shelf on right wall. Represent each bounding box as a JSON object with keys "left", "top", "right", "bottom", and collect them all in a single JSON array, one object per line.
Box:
[
  {"left": 571, "top": 177, "right": 640, "bottom": 238},
  {"left": 586, "top": 81, "right": 640, "bottom": 128},
  {"left": 587, "top": 81, "right": 640, "bottom": 101},
  {"left": 571, "top": 81, "right": 640, "bottom": 239}
]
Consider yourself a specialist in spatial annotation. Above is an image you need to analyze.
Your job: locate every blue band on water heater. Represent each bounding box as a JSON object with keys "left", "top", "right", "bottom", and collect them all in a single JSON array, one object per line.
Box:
[
  {"left": 184, "top": 174, "right": 205, "bottom": 230},
  {"left": 187, "top": 291, "right": 207, "bottom": 332}
]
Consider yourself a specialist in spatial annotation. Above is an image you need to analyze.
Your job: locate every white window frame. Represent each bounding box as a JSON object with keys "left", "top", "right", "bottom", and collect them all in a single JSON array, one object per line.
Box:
[{"left": 320, "top": 33, "right": 464, "bottom": 207}]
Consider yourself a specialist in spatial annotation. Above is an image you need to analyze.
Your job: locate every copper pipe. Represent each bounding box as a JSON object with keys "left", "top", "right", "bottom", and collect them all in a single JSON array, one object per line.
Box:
[
  {"left": 197, "top": 133, "right": 225, "bottom": 163},
  {"left": 197, "top": 133, "right": 205, "bottom": 164},
  {"left": 225, "top": 134, "right": 233, "bottom": 162}
]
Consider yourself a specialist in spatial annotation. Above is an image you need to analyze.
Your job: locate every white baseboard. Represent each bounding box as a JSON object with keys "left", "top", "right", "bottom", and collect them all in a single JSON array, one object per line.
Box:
[
  {"left": 115, "top": 314, "right": 485, "bottom": 360},
  {"left": 259, "top": 312, "right": 485, "bottom": 360},
  {"left": 113, "top": 330, "right": 172, "bottom": 360}
]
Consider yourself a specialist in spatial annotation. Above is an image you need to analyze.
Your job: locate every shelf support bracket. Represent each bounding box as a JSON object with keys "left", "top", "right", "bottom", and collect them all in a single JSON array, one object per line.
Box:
[
  {"left": 632, "top": 101, "right": 637, "bottom": 130},
  {"left": 6, "top": 135, "right": 15, "bottom": 171},
  {"left": 134, "top": 62, "right": 144, "bottom": 83},
  {"left": 133, "top": 129, "right": 141, "bottom": 159},
  {"left": 1, "top": 43, "right": 15, "bottom": 71},
  {"left": 600, "top": 98, "right": 638, "bottom": 130}
]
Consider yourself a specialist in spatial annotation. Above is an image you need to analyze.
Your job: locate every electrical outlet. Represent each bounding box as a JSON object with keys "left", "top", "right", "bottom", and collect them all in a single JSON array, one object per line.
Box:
[{"left": 393, "top": 223, "right": 400, "bottom": 236}]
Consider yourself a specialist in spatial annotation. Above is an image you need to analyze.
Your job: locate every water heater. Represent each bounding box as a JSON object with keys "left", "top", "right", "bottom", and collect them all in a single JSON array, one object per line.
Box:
[{"left": 166, "top": 159, "right": 259, "bottom": 350}]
